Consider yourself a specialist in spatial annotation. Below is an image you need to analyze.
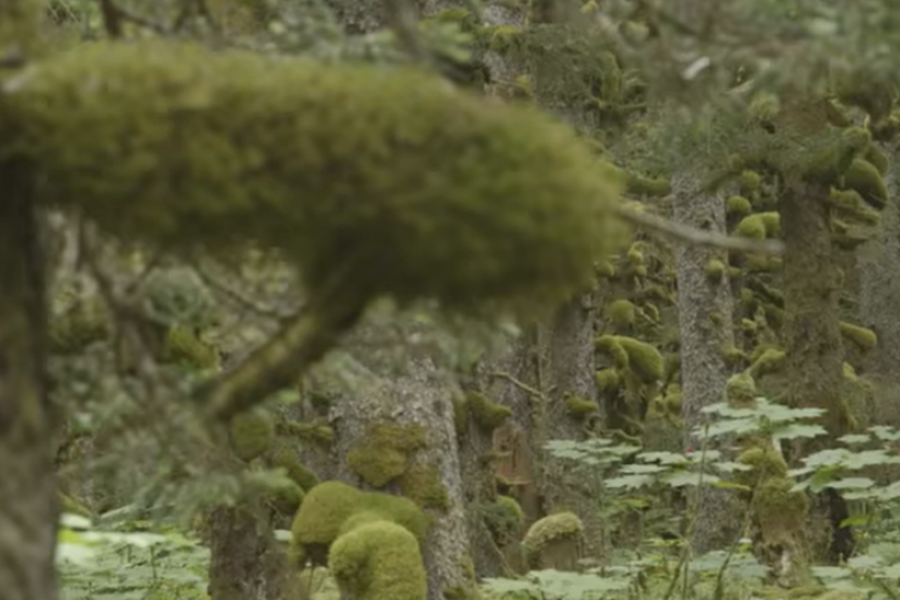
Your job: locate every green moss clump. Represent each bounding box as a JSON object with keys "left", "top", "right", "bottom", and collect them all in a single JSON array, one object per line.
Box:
[
  {"left": 484, "top": 495, "right": 524, "bottom": 542},
  {"left": 623, "top": 171, "right": 671, "bottom": 197},
  {"left": 829, "top": 189, "right": 881, "bottom": 225},
  {"left": 268, "top": 443, "right": 319, "bottom": 491},
  {"left": 739, "top": 170, "right": 762, "bottom": 193},
  {"left": 329, "top": 520, "right": 427, "bottom": 600},
  {"left": 467, "top": 391, "right": 512, "bottom": 431},
  {"left": 754, "top": 477, "right": 810, "bottom": 545},
  {"left": 522, "top": 512, "right": 583, "bottom": 561},
  {"left": 59, "top": 491, "right": 92, "bottom": 517},
  {"left": 163, "top": 326, "right": 219, "bottom": 370},
  {"left": 726, "top": 372, "right": 757, "bottom": 404},
  {"left": 595, "top": 368, "right": 621, "bottom": 392},
  {"left": 291, "top": 481, "right": 429, "bottom": 550},
  {"left": 707, "top": 259, "right": 726, "bottom": 282},
  {"left": 347, "top": 423, "right": 427, "bottom": 488},
  {"left": 486, "top": 24, "right": 523, "bottom": 52},
  {"left": 840, "top": 322, "right": 878, "bottom": 351},
  {"left": 749, "top": 348, "right": 786, "bottom": 379},
  {"left": 740, "top": 318, "right": 758, "bottom": 335},
  {"left": 736, "top": 212, "right": 780, "bottom": 239},
  {"left": 282, "top": 420, "right": 334, "bottom": 448},
  {"left": 605, "top": 299, "right": 636, "bottom": 326},
  {"left": 726, "top": 195, "right": 753, "bottom": 216},
  {"left": 229, "top": 409, "right": 275, "bottom": 462},
  {"left": 841, "top": 158, "right": 888, "bottom": 209},
  {"left": 864, "top": 145, "right": 889, "bottom": 175},
  {"left": 398, "top": 464, "right": 450, "bottom": 511},
  {"left": 566, "top": 395, "right": 599, "bottom": 418},
  {"left": 843, "top": 362, "right": 859, "bottom": 382},
  {"left": 6, "top": 41, "right": 623, "bottom": 318},
  {"left": 596, "top": 335, "right": 664, "bottom": 384},
  {"left": 596, "top": 259, "right": 617, "bottom": 278},
  {"left": 737, "top": 446, "right": 788, "bottom": 486}
]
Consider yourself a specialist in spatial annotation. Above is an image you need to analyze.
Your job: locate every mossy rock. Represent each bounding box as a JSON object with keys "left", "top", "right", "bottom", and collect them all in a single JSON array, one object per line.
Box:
[
  {"left": 6, "top": 41, "right": 623, "bottom": 319},
  {"left": 841, "top": 158, "right": 888, "bottom": 209},
  {"left": 228, "top": 409, "right": 276, "bottom": 462},
  {"left": 347, "top": 423, "right": 427, "bottom": 488},
  {"left": 398, "top": 464, "right": 450, "bottom": 511},
  {"left": 329, "top": 520, "right": 428, "bottom": 600},
  {"left": 840, "top": 322, "right": 877, "bottom": 351},
  {"left": 595, "top": 335, "right": 663, "bottom": 384},
  {"left": 467, "top": 391, "right": 512, "bottom": 431},
  {"left": 291, "top": 481, "right": 429, "bottom": 552},
  {"left": 522, "top": 512, "right": 583, "bottom": 563},
  {"left": 604, "top": 299, "right": 636, "bottom": 327},
  {"left": 566, "top": 395, "right": 599, "bottom": 419}
]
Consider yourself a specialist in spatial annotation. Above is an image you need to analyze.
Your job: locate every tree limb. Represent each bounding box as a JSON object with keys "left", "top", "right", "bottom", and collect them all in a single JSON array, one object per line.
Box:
[{"left": 615, "top": 205, "right": 785, "bottom": 255}]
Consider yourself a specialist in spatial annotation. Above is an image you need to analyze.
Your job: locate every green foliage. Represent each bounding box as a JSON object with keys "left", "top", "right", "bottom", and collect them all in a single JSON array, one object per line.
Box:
[
  {"left": 4, "top": 40, "right": 624, "bottom": 317},
  {"left": 57, "top": 514, "right": 209, "bottom": 600}
]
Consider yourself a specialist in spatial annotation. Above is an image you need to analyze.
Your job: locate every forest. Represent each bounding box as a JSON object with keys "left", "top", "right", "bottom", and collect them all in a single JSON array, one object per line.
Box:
[{"left": 3, "top": 1, "right": 900, "bottom": 599}]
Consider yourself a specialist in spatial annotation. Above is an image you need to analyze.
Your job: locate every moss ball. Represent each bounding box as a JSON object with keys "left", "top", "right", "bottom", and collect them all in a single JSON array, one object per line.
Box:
[
  {"left": 466, "top": 391, "right": 512, "bottom": 431},
  {"left": 522, "top": 512, "right": 583, "bottom": 559},
  {"left": 228, "top": 409, "right": 276, "bottom": 462}
]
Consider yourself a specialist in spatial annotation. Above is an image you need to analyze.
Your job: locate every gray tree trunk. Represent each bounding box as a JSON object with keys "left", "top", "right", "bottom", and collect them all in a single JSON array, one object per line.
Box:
[
  {"left": 671, "top": 171, "right": 742, "bottom": 555},
  {"left": 0, "top": 166, "right": 59, "bottom": 600},
  {"left": 327, "top": 319, "right": 472, "bottom": 600}
]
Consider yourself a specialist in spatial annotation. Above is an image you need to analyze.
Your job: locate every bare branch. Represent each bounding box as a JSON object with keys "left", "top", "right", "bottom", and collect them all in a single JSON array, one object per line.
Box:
[{"left": 615, "top": 205, "right": 785, "bottom": 255}]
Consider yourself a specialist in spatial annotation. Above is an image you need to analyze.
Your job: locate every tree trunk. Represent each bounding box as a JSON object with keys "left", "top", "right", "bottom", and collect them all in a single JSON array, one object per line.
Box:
[
  {"left": 207, "top": 503, "right": 288, "bottom": 600},
  {"left": 0, "top": 165, "right": 59, "bottom": 600},
  {"left": 328, "top": 318, "right": 473, "bottom": 600},
  {"left": 672, "top": 171, "right": 742, "bottom": 555},
  {"left": 859, "top": 147, "right": 900, "bottom": 426},
  {"left": 782, "top": 178, "right": 852, "bottom": 564}
]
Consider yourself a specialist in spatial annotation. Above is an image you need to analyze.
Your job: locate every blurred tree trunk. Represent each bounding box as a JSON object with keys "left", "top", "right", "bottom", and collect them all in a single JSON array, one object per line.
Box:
[
  {"left": 672, "top": 170, "right": 743, "bottom": 555},
  {"left": 0, "top": 164, "right": 59, "bottom": 600},
  {"left": 208, "top": 503, "right": 288, "bottom": 600}
]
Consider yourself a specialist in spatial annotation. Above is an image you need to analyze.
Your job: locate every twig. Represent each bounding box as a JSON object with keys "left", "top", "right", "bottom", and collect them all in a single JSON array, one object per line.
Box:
[
  {"left": 190, "top": 259, "right": 297, "bottom": 323},
  {"left": 489, "top": 371, "right": 544, "bottom": 399},
  {"left": 615, "top": 205, "right": 785, "bottom": 255}
]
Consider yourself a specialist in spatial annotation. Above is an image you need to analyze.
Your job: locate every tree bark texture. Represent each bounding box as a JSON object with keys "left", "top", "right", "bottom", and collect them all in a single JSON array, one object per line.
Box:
[
  {"left": 859, "top": 147, "right": 900, "bottom": 426},
  {"left": 207, "top": 503, "right": 288, "bottom": 600},
  {"left": 327, "top": 320, "right": 472, "bottom": 600},
  {"left": 672, "top": 171, "right": 743, "bottom": 555},
  {"left": 0, "top": 164, "right": 59, "bottom": 600},
  {"left": 782, "top": 178, "right": 852, "bottom": 563}
]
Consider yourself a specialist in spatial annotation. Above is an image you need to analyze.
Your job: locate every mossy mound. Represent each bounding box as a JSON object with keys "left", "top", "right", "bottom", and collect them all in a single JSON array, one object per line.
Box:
[
  {"left": 484, "top": 495, "right": 524, "bottom": 542},
  {"left": 726, "top": 372, "right": 758, "bottom": 404},
  {"left": 736, "top": 446, "right": 788, "bottom": 486},
  {"left": 595, "top": 367, "right": 621, "bottom": 392},
  {"left": 5, "top": 41, "right": 624, "bottom": 317},
  {"left": 346, "top": 423, "right": 427, "bottom": 488},
  {"left": 726, "top": 195, "right": 753, "bottom": 216},
  {"left": 522, "top": 512, "right": 583, "bottom": 561},
  {"left": 282, "top": 420, "right": 335, "bottom": 449},
  {"left": 398, "top": 464, "right": 451, "bottom": 511},
  {"left": 604, "top": 299, "right": 636, "bottom": 327},
  {"left": 228, "top": 409, "right": 276, "bottom": 462},
  {"left": 749, "top": 348, "right": 787, "bottom": 379},
  {"left": 466, "top": 391, "right": 512, "bottom": 431},
  {"left": 706, "top": 259, "right": 726, "bottom": 282},
  {"left": 736, "top": 212, "right": 780, "bottom": 239},
  {"left": 595, "top": 335, "right": 664, "bottom": 383},
  {"left": 291, "top": 481, "right": 429, "bottom": 551},
  {"left": 329, "top": 521, "right": 427, "bottom": 600}
]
